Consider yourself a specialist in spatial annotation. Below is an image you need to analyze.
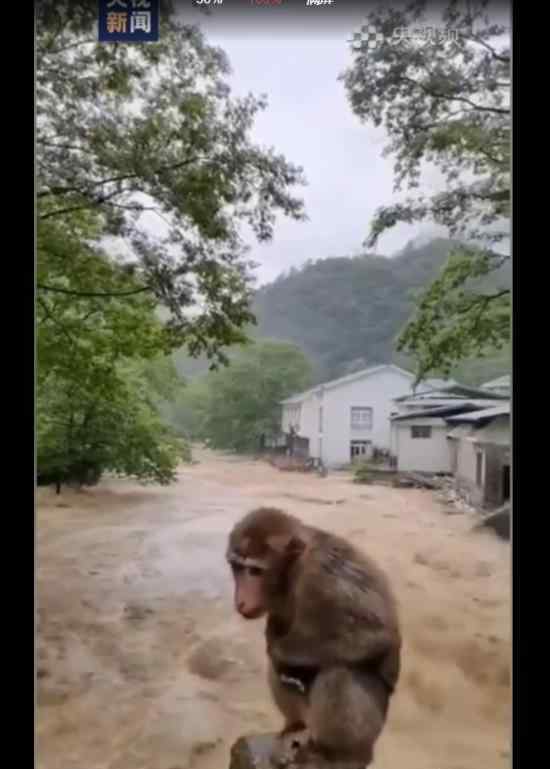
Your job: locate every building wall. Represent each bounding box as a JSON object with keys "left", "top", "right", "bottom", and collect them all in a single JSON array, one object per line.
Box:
[
  {"left": 321, "top": 368, "right": 415, "bottom": 465},
  {"left": 391, "top": 419, "right": 452, "bottom": 473},
  {"left": 453, "top": 436, "right": 484, "bottom": 506},
  {"left": 281, "top": 403, "right": 301, "bottom": 434},
  {"left": 481, "top": 443, "right": 509, "bottom": 508},
  {"left": 281, "top": 392, "right": 319, "bottom": 458},
  {"left": 300, "top": 393, "right": 320, "bottom": 456},
  {"left": 453, "top": 416, "right": 510, "bottom": 508}
]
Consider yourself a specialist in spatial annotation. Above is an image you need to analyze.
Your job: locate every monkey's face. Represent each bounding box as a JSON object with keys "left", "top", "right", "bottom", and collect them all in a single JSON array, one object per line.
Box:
[
  {"left": 228, "top": 559, "right": 269, "bottom": 620},
  {"left": 226, "top": 510, "right": 306, "bottom": 620}
]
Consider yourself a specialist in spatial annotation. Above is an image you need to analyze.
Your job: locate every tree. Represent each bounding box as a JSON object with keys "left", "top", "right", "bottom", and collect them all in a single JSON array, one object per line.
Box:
[
  {"left": 37, "top": 211, "right": 185, "bottom": 489},
  {"left": 36, "top": 2, "right": 308, "bottom": 486},
  {"left": 181, "top": 340, "right": 312, "bottom": 453},
  {"left": 37, "top": 0, "right": 306, "bottom": 367},
  {"left": 342, "top": 0, "right": 510, "bottom": 380}
]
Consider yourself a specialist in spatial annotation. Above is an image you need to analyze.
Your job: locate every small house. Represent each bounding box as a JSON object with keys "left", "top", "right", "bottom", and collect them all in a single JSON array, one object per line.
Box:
[
  {"left": 389, "top": 403, "right": 485, "bottom": 474},
  {"left": 389, "top": 385, "right": 506, "bottom": 474},
  {"left": 446, "top": 404, "right": 510, "bottom": 509}
]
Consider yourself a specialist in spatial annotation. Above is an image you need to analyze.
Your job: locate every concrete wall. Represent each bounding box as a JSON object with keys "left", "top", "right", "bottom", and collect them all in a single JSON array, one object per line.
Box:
[
  {"left": 320, "top": 368, "right": 415, "bottom": 465},
  {"left": 449, "top": 416, "right": 510, "bottom": 509},
  {"left": 301, "top": 392, "right": 320, "bottom": 457},
  {"left": 391, "top": 418, "right": 452, "bottom": 473},
  {"left": 482, "top": 443, "right": 510, "bottom": 508},
  {"left": 453, "top": 434, "right": 489, "bottom": 507}
]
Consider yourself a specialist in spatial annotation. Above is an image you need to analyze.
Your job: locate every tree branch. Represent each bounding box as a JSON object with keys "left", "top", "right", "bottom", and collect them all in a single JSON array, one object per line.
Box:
[
  {"left": 400, "top": 75, "right": 510, "bottom": 115},
  {"left": 456, "top": 289, "right": 510, "bottom": 315},
  {"left": 37, "top": 283, "right": 152, "bottom": 298},
  {"left": 466, "top": 35, "right": 510, "bottom": 64},
  {"left": 38, "top": 188, "right": 127, "bottom": 219},
  {"left": 41, "top": 38, "right": 97, "bottom": 55},
  {"left": 37, "top": 156, "right": 209, "bottom": 200},
  {"left": 37, "top": 296, "right": 76, "bottom": 346}
]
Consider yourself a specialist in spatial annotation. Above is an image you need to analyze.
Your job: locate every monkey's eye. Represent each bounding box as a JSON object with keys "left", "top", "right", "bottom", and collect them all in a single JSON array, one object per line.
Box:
[{"left": 247, "top": 566, "right": 263, "bottom": 577}]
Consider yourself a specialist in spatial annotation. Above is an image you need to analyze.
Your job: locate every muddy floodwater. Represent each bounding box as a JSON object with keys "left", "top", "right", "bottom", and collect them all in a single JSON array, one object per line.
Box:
[{"left": 37, "top": 450, "right": 510, "bottom": 769}]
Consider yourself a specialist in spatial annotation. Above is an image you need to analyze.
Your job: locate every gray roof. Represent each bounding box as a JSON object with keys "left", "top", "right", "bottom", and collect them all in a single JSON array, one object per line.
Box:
[
  {"left": 281, "top": 364, "right": 417, "bottom": 405},
  {"left": 482, "top": 374, "right": 511, "bottom": 389},
  {"left": 445, "top": 404, "right": 510, "bottom": 424},
  {"left": 280, "top": 387, "right": 316, "bottom": 405},
  {"left": 391, "top": 403, "right": 484, "bottom": 421},
  {"left": 394, "top": 383, "right": 508, "bottom": 403}
]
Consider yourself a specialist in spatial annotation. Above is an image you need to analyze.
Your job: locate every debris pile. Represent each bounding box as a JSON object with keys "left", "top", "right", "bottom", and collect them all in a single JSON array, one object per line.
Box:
[{"left": 434, "top": 482, "right": 478, "bottom": 516}]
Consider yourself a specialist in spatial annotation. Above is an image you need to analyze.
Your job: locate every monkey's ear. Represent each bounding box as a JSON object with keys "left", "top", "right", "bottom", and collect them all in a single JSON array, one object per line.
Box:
[
  {"left": 267, "top": 534, "right": 305, "bottom": 559},
  {"left": 285, "top": 536, "right": 306, "bottom": 559}
]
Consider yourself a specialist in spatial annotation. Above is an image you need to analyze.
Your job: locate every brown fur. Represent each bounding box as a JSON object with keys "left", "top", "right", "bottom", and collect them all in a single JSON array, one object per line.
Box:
[{"left": 226, "top": 508, "right": 401, "bottom": 767}]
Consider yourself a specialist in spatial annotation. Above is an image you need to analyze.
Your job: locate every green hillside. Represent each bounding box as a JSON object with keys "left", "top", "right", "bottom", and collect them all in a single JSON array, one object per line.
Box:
[{"left": 174, "top": 238, "right": 511, "bottom": 386}]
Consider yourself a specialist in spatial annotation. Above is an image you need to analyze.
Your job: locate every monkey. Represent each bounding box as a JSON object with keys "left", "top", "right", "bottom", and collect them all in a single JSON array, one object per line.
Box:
[{"left": 226, "top": 507, "right": 401, "bottom": 768}]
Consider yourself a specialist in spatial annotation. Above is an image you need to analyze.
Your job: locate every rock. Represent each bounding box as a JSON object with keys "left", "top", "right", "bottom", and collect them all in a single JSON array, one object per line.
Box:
[
  {"left": 228, "top": 734, "right": 364, "bottom": 768},
  {"left": 229, "top": 734, "right": 278, "bottom": 769}
]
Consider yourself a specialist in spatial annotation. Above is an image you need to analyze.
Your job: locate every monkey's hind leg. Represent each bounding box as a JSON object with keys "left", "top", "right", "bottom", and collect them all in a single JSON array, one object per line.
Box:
[
  {"left": 306, "top": 666, "right": 389, "bottom": 768},
  {"left": 268, "top": 663, "right": 309, "bottom": 735},
  {"left": 268, "top": 664, "right": 311, "bottom": 767}
]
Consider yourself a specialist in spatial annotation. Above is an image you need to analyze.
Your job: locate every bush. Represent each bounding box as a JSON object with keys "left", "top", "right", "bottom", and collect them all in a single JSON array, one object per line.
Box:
[{"left": 353, "top": 462, "right": 372, "bottom": 484}]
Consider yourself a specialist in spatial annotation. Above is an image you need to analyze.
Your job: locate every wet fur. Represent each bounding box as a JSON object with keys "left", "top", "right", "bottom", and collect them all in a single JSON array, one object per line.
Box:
[{"left": 228, "top": 508, "right": 401, "bottom": 767}]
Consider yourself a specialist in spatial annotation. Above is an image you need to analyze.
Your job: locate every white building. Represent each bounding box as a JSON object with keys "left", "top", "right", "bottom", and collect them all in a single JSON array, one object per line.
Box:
[{"left": 280, "top": 364, "right": 442, "bottom": 467}]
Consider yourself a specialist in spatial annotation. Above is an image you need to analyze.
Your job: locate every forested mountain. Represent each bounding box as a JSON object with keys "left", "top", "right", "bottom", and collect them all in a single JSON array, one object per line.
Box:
[{"left": 174, "top": 238, "right": 512, "bottom": 385}]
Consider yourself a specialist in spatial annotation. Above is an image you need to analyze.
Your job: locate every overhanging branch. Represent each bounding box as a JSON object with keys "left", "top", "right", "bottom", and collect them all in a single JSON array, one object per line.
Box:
[{"left": 37, "top": 283, "right": 152, "bottom": 298}]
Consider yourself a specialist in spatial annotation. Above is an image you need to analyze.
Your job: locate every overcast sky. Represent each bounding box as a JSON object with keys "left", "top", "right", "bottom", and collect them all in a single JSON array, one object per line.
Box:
[{"left": 175, "top": 3, "right": 509, "bottom": 286}]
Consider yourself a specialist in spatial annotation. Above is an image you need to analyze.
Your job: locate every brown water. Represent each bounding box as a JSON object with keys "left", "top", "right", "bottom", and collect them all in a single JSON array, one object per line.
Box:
[{"left": 37, "top": 450, "right": 510, "bottom": 769}]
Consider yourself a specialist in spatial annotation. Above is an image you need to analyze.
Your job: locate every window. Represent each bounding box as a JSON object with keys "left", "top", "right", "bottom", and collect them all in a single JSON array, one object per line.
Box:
[
  {"left": 475, "top": 450, "right": 483, "bottom": 486},
  {"left": 351, "top": 407, "right": 373, "bottom": 429},
  {"left": 318, "top": 406, "right": 323, "bottom": 433},
  {"left": 411, "top": 425, "right": 432, "bottom": 439}
]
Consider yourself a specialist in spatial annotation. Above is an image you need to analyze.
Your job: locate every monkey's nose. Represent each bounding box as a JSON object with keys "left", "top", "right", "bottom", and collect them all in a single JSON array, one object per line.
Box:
[{"left": 238, "top": 602, "right": 258, "bottom": 619}]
